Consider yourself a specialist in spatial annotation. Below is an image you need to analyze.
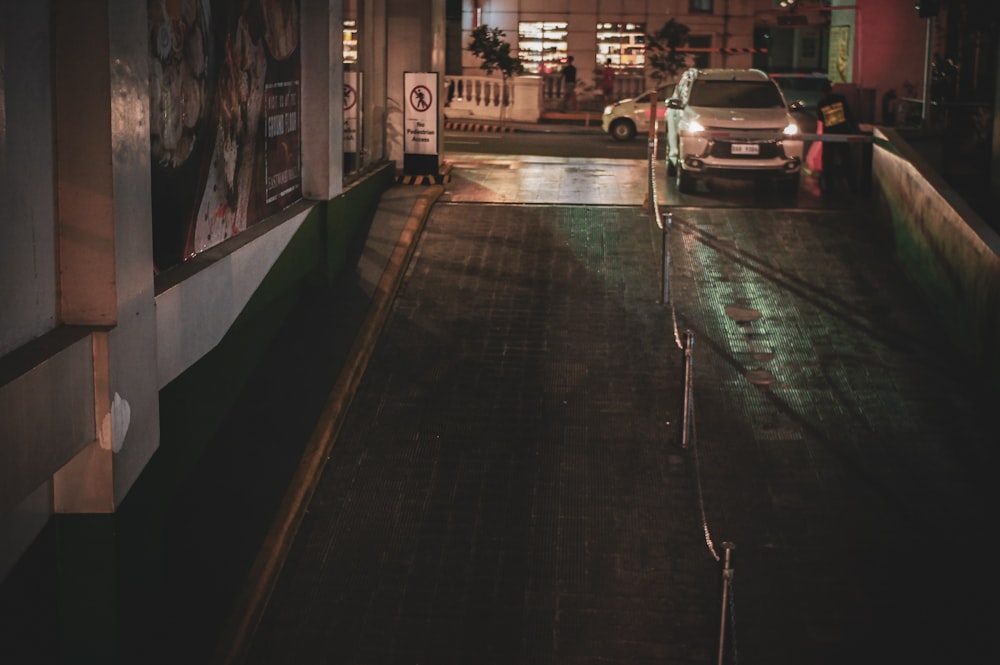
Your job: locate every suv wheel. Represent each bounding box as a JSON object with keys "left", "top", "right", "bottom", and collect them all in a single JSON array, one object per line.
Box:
[
  {"left": 776, "top": 176, "right": 799, "bottom": 197},
  {"left": 677, "top": 167, "right": 696, "bottom": 194},
  {"left": 609, "top": 119, "right": 636, "bottom": 141}
]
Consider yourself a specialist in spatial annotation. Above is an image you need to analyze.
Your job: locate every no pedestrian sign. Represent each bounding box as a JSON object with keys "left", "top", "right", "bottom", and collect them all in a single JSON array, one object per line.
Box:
[
  {"left": 404, "top": 72, "right": 438, "bottom": 157},
  {"left": 344, "top": 71, "right": 362, "bottom": 154}
]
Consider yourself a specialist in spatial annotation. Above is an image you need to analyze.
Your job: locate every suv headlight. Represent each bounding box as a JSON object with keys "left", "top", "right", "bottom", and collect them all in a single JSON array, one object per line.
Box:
[
  {"left": 685, "top": 119, "right": 705, "bottom": 134},
  {"left": 783, "top": 122, "right": 800, "bottom": 136}
]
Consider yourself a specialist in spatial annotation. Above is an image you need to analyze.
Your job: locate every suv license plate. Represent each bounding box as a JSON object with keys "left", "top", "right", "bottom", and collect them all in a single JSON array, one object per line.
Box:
[{"left": 731, "top": 143, "right": 760, "bottom": 155}]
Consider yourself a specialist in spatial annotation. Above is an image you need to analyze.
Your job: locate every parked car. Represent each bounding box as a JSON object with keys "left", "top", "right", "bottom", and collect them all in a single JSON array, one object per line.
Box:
[
  {"left": 769, "top": 71, "right": 831, "bottom": 111},
  {"left": 601, "top": 83, "right": 675, "bottom": 141},
  {"left": 666, "top": 68, "right": 803, "bottom": 194}
]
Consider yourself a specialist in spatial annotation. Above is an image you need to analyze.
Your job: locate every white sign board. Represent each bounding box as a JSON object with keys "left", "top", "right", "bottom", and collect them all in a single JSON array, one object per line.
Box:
[
  {"left": 344, "top": 71, "right": 362, "bottom": 153},
  {"left": 403, "top": 71, "right": 438, "bottom": 156}
]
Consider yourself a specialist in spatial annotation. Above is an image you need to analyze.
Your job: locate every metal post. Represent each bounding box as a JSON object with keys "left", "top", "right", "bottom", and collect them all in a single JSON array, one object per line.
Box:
[
  {"left": 922, "top": 17, "right": 934, "bottom": 127},
  {"left": 716, "top": 542, "right": 736, "bottom": 665},
  {"left": 681, "top": 328, "right": 693, "bottom": 449},
  {"left": 646, "top": 89, "right": 658, "bottom": 209},
  {"left": 659, "top": 212, "right": 672, "bottom": 305}
]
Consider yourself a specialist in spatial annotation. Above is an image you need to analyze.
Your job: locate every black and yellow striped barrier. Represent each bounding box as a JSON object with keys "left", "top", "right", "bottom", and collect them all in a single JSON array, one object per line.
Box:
[
  {"left": 395, "top": 163, "right": 452, "bottom": 186},
  {"left": 444, "top": 121, "right": 516, "bottom": 133}
]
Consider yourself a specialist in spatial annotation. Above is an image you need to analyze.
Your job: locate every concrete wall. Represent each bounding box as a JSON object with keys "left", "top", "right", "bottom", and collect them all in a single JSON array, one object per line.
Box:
[
  {"left": 1, "top": 0, "right": 161, "bottom": 576},
  {"left": 871, "top": 127, "right": 1000, "bottom": 398},
  {"left": 0, "top": 1, "right": 58, "bottom": 358}
]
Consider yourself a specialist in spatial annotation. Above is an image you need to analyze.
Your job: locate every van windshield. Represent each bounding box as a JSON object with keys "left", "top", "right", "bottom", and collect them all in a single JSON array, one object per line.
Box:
[{"left": 689, "top": 80, "right": 785, "bottom": 108}]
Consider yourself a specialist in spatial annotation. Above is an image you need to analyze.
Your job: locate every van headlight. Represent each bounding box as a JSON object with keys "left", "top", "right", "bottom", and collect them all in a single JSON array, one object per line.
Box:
[{"left": 783, "top": 122, "right": 800, "bottom": 136}]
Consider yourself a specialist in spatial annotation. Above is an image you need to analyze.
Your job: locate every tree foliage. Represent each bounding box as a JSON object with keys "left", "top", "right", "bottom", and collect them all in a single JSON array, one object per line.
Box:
[
  {"left": 468, "top": 25, "right": 524, "bottom": 78},
  {"left": 645, "top": 19, "right": 691, "bottom": 81}
]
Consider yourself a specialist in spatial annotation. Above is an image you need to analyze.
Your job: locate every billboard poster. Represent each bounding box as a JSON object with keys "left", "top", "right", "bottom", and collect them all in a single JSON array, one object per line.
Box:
[
  {"left": 148, "top": 0, "right": 302, "bottom": 272},
  {"left": 264, "top": 80, "right": 301, "bottom": 204},
  {"left": 828, "top": 25, "right": 851, "bottom": 83}
]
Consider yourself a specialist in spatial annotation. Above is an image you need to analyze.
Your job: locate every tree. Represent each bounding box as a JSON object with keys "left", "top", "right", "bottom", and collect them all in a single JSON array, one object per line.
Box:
[
  {"left": 468, "top": 25, "right": 524, "bottom": 79},
  {"left": 645, "top": 19, "right": 691, "bottom": 81}
]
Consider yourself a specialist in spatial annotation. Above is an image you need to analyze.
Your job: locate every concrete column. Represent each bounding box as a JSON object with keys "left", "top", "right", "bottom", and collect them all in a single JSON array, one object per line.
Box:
[
  {"left": 361, "top": 0, "right": 387, "bottom": 167},
  {"left": 510, "top": 75, "right": 543, "bottom": 122},
  {"left": 385, "top": 0, "right": 446, "bottom": 168},
  {"left": 301, "top": 0, "right": 345, "bottom": 200},
  {"left": 51, "top": 0, "right": 159, "bottom": 512}
]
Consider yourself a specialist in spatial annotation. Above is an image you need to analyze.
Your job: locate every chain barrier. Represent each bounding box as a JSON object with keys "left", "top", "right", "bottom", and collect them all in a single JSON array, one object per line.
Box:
[{"left": 646, "top": 117, "right": 740, "bottom": 663}]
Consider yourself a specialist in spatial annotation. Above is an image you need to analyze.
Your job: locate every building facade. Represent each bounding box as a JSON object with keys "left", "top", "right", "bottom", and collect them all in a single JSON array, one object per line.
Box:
[{"left": 454, "top": 0, "right": 935, "bottom": 123}]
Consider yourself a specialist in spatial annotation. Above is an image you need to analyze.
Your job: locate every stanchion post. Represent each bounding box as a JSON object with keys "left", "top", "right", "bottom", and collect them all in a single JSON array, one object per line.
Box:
[
  {"left": 681, "top": 328, "right": 693, "bottom": 449},
  {"left": 659, "top": 212, "right": 672, "bottom": 306},
  {"left": 716, "top": 542, "right": 736, "bottom": 665},
  {"left": 646, "top": 89, "right": 658, "bottom": 213}
]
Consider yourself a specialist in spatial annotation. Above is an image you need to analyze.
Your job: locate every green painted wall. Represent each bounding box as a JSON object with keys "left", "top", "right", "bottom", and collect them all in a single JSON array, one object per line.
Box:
[{"left": 23, "top": 163, "right": 397, "bottom": 664}]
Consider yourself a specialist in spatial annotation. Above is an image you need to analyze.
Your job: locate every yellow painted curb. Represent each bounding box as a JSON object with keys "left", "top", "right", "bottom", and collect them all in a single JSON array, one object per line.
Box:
[{"left": 214, "top": 184, "right": 445, "bottom": 665}]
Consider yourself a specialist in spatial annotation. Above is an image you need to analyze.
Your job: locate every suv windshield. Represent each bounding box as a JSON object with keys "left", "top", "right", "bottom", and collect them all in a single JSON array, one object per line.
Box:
[{"left": 688, "top": 80, "right": 784, "bottom": 108}]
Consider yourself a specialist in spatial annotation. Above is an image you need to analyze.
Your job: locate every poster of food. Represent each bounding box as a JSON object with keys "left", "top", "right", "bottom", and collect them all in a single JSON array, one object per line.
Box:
[
  {"left": 828, "top": 25, "right": 850, "bottom": 84},
  {"left": 148, "top": 0, "right": 302, "bottom": 272}
]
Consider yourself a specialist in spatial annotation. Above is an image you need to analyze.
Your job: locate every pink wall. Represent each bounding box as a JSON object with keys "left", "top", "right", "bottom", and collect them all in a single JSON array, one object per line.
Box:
[{"left": 857, "top": 0, "right": 933, "bottom": 122}]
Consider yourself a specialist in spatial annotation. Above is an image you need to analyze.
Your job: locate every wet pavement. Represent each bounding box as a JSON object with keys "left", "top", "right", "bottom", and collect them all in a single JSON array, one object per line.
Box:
[{"left": 233, "top": 155, "right": 997, "bottom": 664}]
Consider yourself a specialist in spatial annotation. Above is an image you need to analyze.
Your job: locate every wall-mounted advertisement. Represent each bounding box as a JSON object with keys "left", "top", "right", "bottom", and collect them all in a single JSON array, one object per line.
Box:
[{"left": 148, "top": 0, "right": 302, "bottom": 272}]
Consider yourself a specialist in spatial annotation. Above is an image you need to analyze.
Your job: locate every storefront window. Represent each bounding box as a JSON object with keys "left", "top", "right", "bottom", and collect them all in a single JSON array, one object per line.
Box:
[
  {"left": 518, "top": 22, "right": 568, "bottom": 74},
  {"left": 596, "top": 23, "right": 646, "bottom": 70}
]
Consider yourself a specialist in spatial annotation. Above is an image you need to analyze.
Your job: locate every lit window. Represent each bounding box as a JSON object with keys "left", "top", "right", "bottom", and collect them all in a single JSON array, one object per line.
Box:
[
  {"left": 518, "top": 21, "right": 568, "bottom": 74},
  {"left": 685, "top": 35, "right": 712, "bottom": 68},
  {"left": 690, "top": 0, "right": 714, "bottom": 12},
  {"left": 596, "top": 22, "right": 647, "bottom": 70},
  {"left": 343, "top": 19, "right": 358, "bottom": 64}
]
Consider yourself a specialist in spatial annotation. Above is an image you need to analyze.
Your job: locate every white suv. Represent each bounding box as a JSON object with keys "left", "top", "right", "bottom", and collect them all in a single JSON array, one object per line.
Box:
[{"left": 666, "top": 68, "right": 803, "bottom": 194}]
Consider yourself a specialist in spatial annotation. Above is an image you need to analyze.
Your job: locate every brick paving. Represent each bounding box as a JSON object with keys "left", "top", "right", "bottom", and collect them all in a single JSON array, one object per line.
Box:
[{"left": 241, "top": 179, "right": 997, "bottom": 664}]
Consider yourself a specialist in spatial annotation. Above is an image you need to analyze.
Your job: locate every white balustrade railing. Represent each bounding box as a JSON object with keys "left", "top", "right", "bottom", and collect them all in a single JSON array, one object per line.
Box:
[
  {"left": 540, "top": 73, "right": 650, "bottom": 109},
  {"left": 444, "top": 74, "right": 543, "bottom": 123},
  {"left": 443, "top": 73, "right": 654, "bottom": 123}
]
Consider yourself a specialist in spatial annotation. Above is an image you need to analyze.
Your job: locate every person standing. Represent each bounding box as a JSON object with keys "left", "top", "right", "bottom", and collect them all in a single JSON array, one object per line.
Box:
[
  {"left": 600, "top": 58, "right": 615, "bottom": 101},
  {"left": 560, "top": 55, "right": 578, "bottom": 111},
  {"left": 816, "top": 81, "right": 859, "bottom": 195}
]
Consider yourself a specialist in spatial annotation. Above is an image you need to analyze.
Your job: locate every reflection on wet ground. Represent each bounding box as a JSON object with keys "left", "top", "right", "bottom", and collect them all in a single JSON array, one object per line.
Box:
[{"left": 442, "top": 152, "right": 840, "bottom": 211}]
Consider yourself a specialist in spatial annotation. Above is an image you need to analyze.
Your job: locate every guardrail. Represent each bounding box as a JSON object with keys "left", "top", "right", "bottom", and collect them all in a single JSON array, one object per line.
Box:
[{"left": 680, "top": 130, "right": 875, "bottom": 143}]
